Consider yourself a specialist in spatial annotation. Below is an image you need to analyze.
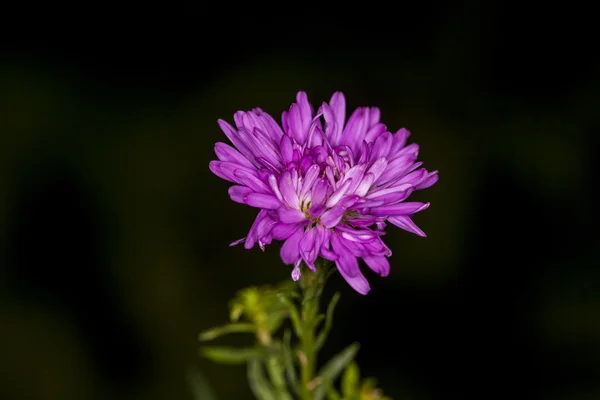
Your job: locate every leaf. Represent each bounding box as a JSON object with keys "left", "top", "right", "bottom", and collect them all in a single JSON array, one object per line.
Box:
[
  {"left": 248, "top": 358, "right": 277, "bottom": 400},
  {"left": 314, "top": 292, "right": 341, "bottom": 351},
  {"left": 186, "top": 367, "right": 219, "bottom": 400},
  {"left": 198, "top": 323, "right": 255, "bottom": 341},
  {"left": 341, "top": 362, "right": 360, "bottom": 398},
  {"left": 313, "top": 343, "right": 360, "bottom": 400},
  {"left": 326, "top": 381, "right": 341, "bottom": 400},
  {"left": 200, "top": 346, "right": 264, "bottom": 365},
  {"left": 281, "top": 329, "right": 298, "bottom": 391},
  {"left": 277, "top": 293, "right": 303, "bottom": 339},
  {"left": 266, "top": 355, "right": 293, "bottom": 400}
]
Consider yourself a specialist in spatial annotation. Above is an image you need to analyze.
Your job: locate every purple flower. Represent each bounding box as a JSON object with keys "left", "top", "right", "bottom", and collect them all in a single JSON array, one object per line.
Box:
[{"left": 210, "top": 91, "right": 438, "bottom": 294}]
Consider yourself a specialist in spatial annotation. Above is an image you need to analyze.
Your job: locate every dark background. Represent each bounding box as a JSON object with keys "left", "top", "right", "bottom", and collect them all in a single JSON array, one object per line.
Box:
[{"left": 1, "top": 5, "right": 599, "bottom": 400}]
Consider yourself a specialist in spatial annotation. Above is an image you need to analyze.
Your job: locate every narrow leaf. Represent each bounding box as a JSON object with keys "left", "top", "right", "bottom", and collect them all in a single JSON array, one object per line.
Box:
[
  {"left": 282, "top": 329, "right": 299, "bottom": 391},
  {"left": 248, "top": 358, "right": 277, "bottom": 400},
  {"left": 200, "top": 346, "right": 263, "bottom": 365},
  {"left": 313, "top": 343, "right": 360, "bottom": 400},
  {"left": 277, "top": 293, "right": 303, "bottom": 338},
  {"left": 341, "top": 362, "right": 360, "bottom": 397},
  {"left": 314, "top": 292, "right": 341, "bottom": 350},
  {"left": 186, "top": 367, "right": 219, "bottom": 400},
  {"left": 326, "top": 382, "right": 341, "bottom": 400},
  {"left": 266, "top": 355, "right": 293, "bottom": 400},
  {"left": 198, "top": 323, "right": 255, "bottom": 341}
]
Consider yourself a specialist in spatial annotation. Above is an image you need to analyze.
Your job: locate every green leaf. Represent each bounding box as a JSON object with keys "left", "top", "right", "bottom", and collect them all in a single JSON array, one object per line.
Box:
[
  {"left": 277, "top": 293, "right": 303, "bottom": 338},
  {"left": 341, "top": 362, "right": 360, "bottom": 397},
  {"left": 247, "top": 358, "right": 277, "bottom": 400},
  {"left": 313, "top": 343, "right": 360, "bottom": 400},
  {"left": 198, "top": 323, "right": 255, "bottom": 341},
  {"left": 282, "top": 329, "right": 298, "bottom": 391},
  {"left": 229, "top": 302, "right": 244, "bottom": 322},
  {"left": 314, "top": 292, "right": 341, "bottom": 351},
  {"left": 326, "top": 382, "right": 341, "bottom": 400},
  {"left": 266, "top": 355, "right": 293, "bottom": 400},
  {"left": 186, "top": 367, "right": 219, "bottom": 400},
  {"left": 199, "top": 346, "right": 263, "bottom": 365}
]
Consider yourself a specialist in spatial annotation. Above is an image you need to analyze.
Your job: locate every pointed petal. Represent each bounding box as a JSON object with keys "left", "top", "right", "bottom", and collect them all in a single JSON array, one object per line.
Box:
[
  {"left": 369, "top": 202, "right": 429, "bottom": 216},
  {"left": 388, "top": 215, "right": 427, "bottom": 237}
]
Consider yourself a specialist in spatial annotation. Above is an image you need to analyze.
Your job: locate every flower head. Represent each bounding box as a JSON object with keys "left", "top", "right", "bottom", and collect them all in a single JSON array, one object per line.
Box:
[{"left": 210, "top": 91, "right": 438, "bottom": 294}]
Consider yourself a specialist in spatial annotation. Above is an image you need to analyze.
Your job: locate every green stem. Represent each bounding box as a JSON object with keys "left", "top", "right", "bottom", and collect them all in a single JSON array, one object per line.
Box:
[{"left": 298, "top": 260, "right": 333, "bottom": 400}]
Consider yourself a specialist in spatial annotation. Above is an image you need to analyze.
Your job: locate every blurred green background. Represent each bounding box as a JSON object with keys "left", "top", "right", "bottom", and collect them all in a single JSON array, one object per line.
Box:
[{"left": 1, "top": 6, "right": 598, "bottom": 400}]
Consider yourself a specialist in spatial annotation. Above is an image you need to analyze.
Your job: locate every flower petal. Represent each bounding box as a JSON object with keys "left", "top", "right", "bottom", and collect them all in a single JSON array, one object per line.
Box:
[
  {"left": 280, "top": 226, "right": 303, "bottom": 264},
  {"left": 245, "top": 193, "right": 282, "bottom": 209},
  {"left": 278, "top": 207, "right": 306, "bottom": 224},
  {"left": 369, "top": 202, "right": 429, "bottom": 216},
  {"left": 388, "top": 215, "right": 427, "bottom": 237},
  {"left": 363, "top": 255, "right": 390, "bottom": 277},
  {"left": 331, "top": 233, "right": 370, "bottom": 295}
]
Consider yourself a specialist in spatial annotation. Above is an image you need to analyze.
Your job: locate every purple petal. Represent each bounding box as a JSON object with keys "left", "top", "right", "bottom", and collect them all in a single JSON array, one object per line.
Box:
[
  {"left": 415, "top": 171, "right": 439, "bottom": 190},
  {"left": 209, "top": 160, "right": 237, "bottom": 183},
  {"left": 233, "top": 169, "right": 271, "bottom": 193},
  {"left": 353, "top": 173, "right": 375, "bottom": 197},
  {"left": 244, "top": 209, "right": 270, "bottom": 249},
  {"left": 366, "top": 158, "right": 388, "bottom": 183},
  {"left": 389, "top": 128, "right": 411, "bottom": 154},
  {"left": 210, "top": 160, "right": 257, "bottom": 184},
  {"left": 291, "top": 265, "right": 301, "bottom": 281},
  {"left": 229, "top": 237, "right": 246, "bottom": 247},
  {"left": 369, "top": 202, "right": 430, "bottom": 216},
  {"left": 280, "top": 135, "right": 294, "bottom": 164},
  {"left": 363, "top": 255, "right": 390, "bottom": 277},
  {"left": 217, "top": 119, "right": 256, "bottom": 163},
  {"left": 214, "top": 142, "right": 254, "bottom": 168},
  {"left": 388, "top": 215, "right": 427, "bottom": 237},
  {"left": 278, "top": 207, "right": 306, "bottom": 224},
  {"left": 278, "top": 170, "right": 300, "bottom": 209},
  {"left": 245, "top": 193, "right": 282, "bottom": 209},
  {"left": 311, "top": 178, "right": 330, "bottom": 205},
  {"left": 308, "top": 204, "right": 326, "bottom": 219},
  {"left": 370, "top": 132, "right": 393, "bottom": 161},
  {"left": 271, "top": 222, "right": 302, "bottom": 240},
  {"left": 320, "top": 195, "right": 360, "bottom": 228},
  {"left": 375, "top": 155, "right": 416, "bottom": 185},
  {"left": 329, "top": 91, "right": 346, "bottom": 143},
  {"left": 331, "top": 233, "right": 370, "bottom": 295},
  {"left": 319, "top": 228, "right": 337, "bottom": 261},
  {"left": 340, "top": 164, "right": 366, "bottom": 194},
  {"left": 228, "top": 185, "right": 253, "bottom": 204},
  {"left": 321, "top": 102, "right": 340, "bottom": 146},
  {"left": 299, "top": 226, "right": 323, "bottom": 270},
  {"left": 364, "top": 123, "right": 387, "bottom": 144},
  {"left": 344, "top": 215, "right": 381, "bottom": 227},
  {"left": 299, "top": 164, "right": 320, "bottom": 200},
  {"left": 280, "top": 227, "right": 303, "bottom": 264},
  {"left": 326, "top": 178, "right": 353, "bottom": 208},
  {"left": 341, "top": 107, "right": 369, "bottom": 149}
]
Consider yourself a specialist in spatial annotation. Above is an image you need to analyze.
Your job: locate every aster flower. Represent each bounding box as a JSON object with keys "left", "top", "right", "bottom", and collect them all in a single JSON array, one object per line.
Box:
[{"left": 209, "top": 91, "right": 438, "bottom": 294}]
